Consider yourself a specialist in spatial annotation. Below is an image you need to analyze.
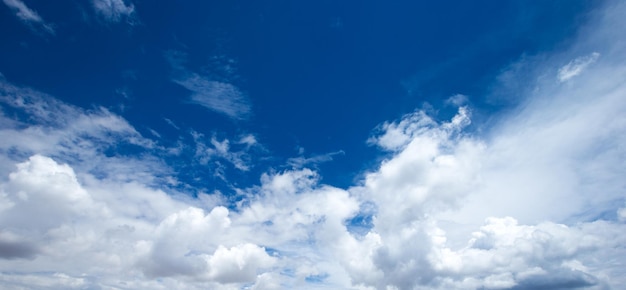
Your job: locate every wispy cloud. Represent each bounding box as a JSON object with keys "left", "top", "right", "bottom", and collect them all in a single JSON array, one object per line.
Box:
[
  {"left": 287, "top": 150, "right": 345, "bottom": 169},
  {"left": 167, "top": 51, "right": 252, "bottom": 120},
  {"left": 176, "top": 74, "right": 251, "bottom": 120},
  {"left": 191, "top": 131, "right": 259, "bottom": 172},
  {"left": 0, "top": 79, "right": 161, "bottom": 183},
  {"left": 557, "top": 52, "right": 600, "bottom": 82},
  {"left": 92, "top": 0, "right": 135, "bottom": 23},
  {"left": 2, "top": 0, "right": 54, "bottom": 34}
]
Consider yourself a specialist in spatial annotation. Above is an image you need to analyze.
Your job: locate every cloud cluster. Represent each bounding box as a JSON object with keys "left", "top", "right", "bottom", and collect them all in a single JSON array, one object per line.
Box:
[
  {"left": 0, "top": 79, "right": 161, "bottom": 184},
  {"left": 0, "top": 154, "right": 277, "bottom": 289}
]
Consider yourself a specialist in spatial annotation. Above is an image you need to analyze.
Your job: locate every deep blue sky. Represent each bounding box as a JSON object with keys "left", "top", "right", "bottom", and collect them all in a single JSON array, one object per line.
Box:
[{"left": 0, "top": 0, "right": 594, "bottom": 191}]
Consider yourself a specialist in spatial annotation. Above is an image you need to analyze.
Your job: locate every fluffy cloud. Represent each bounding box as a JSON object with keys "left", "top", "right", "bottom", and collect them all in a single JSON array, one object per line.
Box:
[
  {"left": 0, "top": 155, "right": 277, "bottom": 289},
  {"left": 336, "top": 3, "right": 626, "bottom": 287}
]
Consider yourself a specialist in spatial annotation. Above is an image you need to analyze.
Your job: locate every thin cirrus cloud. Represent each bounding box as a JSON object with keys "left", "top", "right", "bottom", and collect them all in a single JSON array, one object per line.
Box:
[
  {"left": 1, "top": 1, "right": 626, "bottom": 290},
  {"left": 167, "top": 51, "right": 252, "bottom": 120},
  {"left": 557, "top": 52, "right": 600, "bottom": 82},
  {"left": 175, "top": 74, "right": 252, "bottom": 120},
  {"left": 91, "top": 0, "right": 135, "bottom": 23},
  {"left": 286, "top": 150, "right": 345, "bottom": 169},
  {"left": 2, "top": 0, "right": 54, "bottom": 34}
]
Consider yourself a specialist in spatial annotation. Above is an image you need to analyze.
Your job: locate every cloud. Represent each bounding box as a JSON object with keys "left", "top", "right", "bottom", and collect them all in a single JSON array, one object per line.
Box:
[
  {"left": 286, "top": 150, "right": 345, "bottom": 169},
  {"left": 206, "top": 244, "right": 276, "bottom": 283},
  {"left": 0, "top": 79, "right": 162, "bottom": 184},
  {"left": 177, "top": 74, "right": 252, "bottom": 120},
  {"left": 557, "top": 52, "right": 600, "bottom": 82},
  {"left": 92, "top": 0, "right": 136, "bottom": 23},
  {"left": 367, "top": 106, "right": 471, "bottom": 152},
  {"left": 618, "top": 207, "right": 626, "bottom": 222},
  {"left": 445, "top": 94, "right": 469, "bottom": 107},
  {"left": 0, "top": 155, "right": 277, "bottom": 289},
  {"left": 335, "top": 4, "right": 626, "bottom": 289},
  {"left": 0, "top": 232, "right": 38, "bottom": 260},
  {"left": 191, "top": 131, "right": 259, "bottom": 172},
  {"left": 167, "top": 51, "right": 252, "bottom": 120},
  {"left": 2, "top": 0, "right": 54, "bottom": 34}
]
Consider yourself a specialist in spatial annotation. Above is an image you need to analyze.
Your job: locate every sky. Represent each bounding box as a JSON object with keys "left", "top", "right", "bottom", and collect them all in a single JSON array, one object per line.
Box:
[{"left": 1, "top": 0, "right": 625, "bottom": 289}]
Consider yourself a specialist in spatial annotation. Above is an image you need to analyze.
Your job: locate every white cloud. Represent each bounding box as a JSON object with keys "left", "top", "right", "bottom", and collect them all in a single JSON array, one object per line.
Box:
[
  {"left": 368, "top": 106, "right": 471, "bottom": 152},
  {"left": 334, "top": 3, "right": 626, "bottom": 288},
  {"left": 167, "top": 51, "right": 252, "bottom": 120},
  {"left": 238, "top": 134, "right": 258, "bottom": 147},
  {"left": 0, "top": 80, "right": 163, "bottom": 184},
  {"left": 558, "top": 52, "right": 600, "bottom": 82},
  {"left": 92, "top": 0, "right": 135, "bottom": 23},
  {"left": 445, "top": 94, "right": 469, "bottom": 106},
  {"left": 206, "top": 244, "right": 276, "bottom": 283},
  {"left": 176, "top": 74, "right": 252, "bottom": 120},
  {"left": 618, "top": 207, "right": 626, "bottom": 222},
  {"left": 191, "top": 131, "right": 257, "bottom": 172},
  {"left": 2, "top": 0, "right": 54, "bottom": 34},
  {"left": 287, "top": 150, "right": 344, "bottom": 169},
  {"left": 0, "top": 155, "right": 277, "bottom": 289}
]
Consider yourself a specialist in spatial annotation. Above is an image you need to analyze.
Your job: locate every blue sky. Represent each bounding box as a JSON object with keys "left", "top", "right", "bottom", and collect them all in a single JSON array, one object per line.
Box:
[{"left": 1, "top": 0, "right": 626, "bottom": 289}]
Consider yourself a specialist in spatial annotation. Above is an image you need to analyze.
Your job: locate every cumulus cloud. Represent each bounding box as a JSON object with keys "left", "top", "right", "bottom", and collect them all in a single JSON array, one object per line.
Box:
[
  {"left": 2, "top": 0, "right": 54, "bottom": 34},
  {"left": 368, "top": 105, "right": 471, "bottom": 152},
  {"left": 206, "top": 244, "right": 276, "bottom": 283},
  {"left": 0, "top": 155, "right": 277, "bottom": 289},
  {"left": 334, "top": 4, "right": 626, "bottom": 290}
]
